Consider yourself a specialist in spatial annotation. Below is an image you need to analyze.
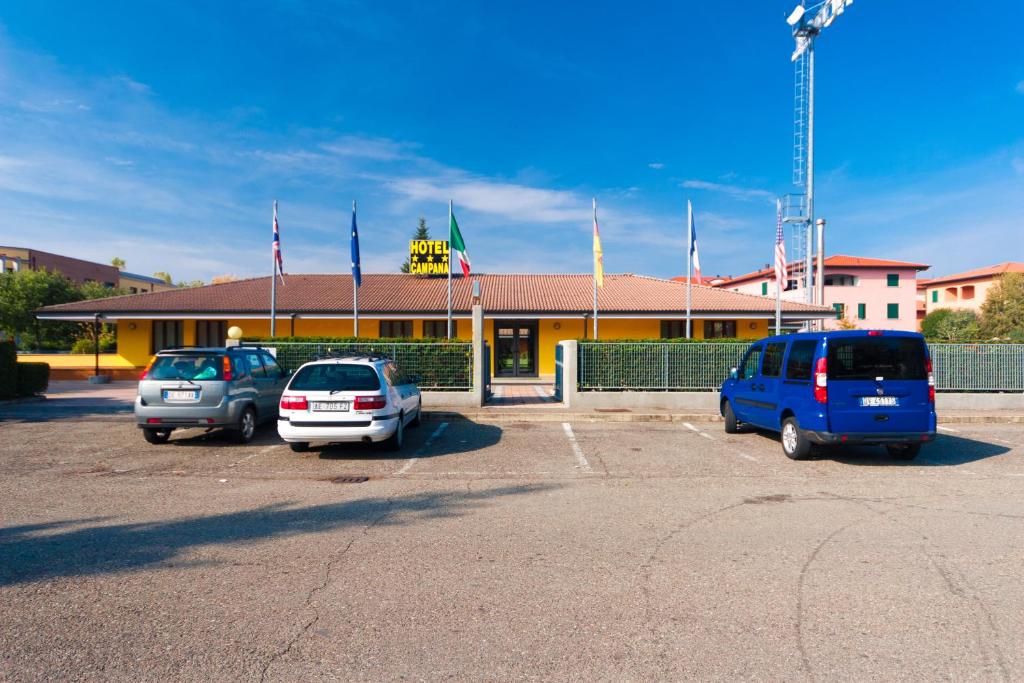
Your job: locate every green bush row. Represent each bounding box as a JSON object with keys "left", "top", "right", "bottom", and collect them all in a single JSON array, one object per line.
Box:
[
  {"left": 242, "top": 337, "right": 472, "bottom": 391},
  {"left": 0, "top": 341, "right": 50, "bottom": 399}
]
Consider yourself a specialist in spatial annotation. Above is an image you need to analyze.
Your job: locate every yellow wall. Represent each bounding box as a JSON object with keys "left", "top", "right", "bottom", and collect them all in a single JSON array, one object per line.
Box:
[
  {"left": 108, "top": 315, "right": 773, "bottom": 376},
  {"left": 17, "top": 353, "right": 135, "bottom": 369}
]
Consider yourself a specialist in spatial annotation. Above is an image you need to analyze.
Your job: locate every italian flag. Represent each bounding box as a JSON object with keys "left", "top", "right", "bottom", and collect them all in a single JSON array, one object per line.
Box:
[{"left": 450, "top": 210, "right": 471, "bottom": 277}]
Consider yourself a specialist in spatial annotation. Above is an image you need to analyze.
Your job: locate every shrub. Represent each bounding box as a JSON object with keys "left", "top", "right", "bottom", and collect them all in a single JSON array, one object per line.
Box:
[
  {"left": 922, "top": 309, "right": 980, "bottom": 342},
  {"left": 70, "top": 329, "right": 117, "bottom": 354},
  {"left": 16, "top": 362, "right": 49, "bottom": 397},
  {"left": 0, "top": 340, "right": 16, "bottom": 399}
]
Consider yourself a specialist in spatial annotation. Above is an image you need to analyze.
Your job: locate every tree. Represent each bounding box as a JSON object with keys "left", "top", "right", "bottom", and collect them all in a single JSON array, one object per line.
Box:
[
  {"left": 921, "top": 308, "right": 980, "bottom": 342},
  {"left": 980, "top": 272, "right": 1024, "bottom": 339},
  {"left": 0, "top": 269, "right": 80, "bottom": 350},
  {"left": 111, "top": 257, "right": 126, "bottom": 270},
  {"left": 175, "top": 280, "right": 204, "bottom": 288},
  {"left": 400, "top": 217, "right": 431, "bottom": 273},
  {"left": 210, "top": 274, "right": 241, "bottom": 284},
  {"left": 153, "top": 271, "right": 173, "bottom": 284}
]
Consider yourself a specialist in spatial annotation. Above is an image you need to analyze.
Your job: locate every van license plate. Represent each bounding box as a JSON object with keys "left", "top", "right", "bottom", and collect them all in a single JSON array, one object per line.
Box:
[
  {"left": 860, "top": 396, "right": 898, "bottom": 407},
  {"left": 163, "top": 390, "right": 199, "bottom": 401},
  {"left": 311, "top": 401, "right": 350, "bottom": 412}
]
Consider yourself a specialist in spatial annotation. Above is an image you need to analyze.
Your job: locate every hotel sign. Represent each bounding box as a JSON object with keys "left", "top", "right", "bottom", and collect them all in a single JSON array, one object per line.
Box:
[{"left": 408, "top": 240, "right": 450, "bottom": 276}]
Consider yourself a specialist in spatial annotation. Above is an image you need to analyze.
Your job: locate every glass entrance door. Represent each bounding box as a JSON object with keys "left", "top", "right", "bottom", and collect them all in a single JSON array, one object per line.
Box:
[{"left": 494, "top": 320, "right": 538, "bottom": 377}]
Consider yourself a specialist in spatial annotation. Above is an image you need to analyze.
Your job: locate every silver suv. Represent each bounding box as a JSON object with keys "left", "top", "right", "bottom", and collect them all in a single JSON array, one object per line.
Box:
[{"left": 135, "top": 347, "right": 289, "bottom": 444}]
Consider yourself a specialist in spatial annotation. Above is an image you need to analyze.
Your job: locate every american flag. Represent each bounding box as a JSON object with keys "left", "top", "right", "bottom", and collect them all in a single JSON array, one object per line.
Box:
[
  {"left": 774, "top": 199, "right": 786, "bottom": 286},
  {"left": 272, "top": 201, "right": 285, "bottom": 284}
]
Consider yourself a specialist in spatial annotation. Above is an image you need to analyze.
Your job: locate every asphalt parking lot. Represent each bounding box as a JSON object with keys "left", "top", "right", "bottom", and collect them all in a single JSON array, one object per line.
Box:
[{"left": 2, "top": 403, "right": 1024, "bottom": 681}]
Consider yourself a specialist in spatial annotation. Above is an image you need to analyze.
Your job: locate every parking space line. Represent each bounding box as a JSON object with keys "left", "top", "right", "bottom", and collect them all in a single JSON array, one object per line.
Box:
[
  {"left": 937, "top": 425, "right": 959, "bottom": 433},
  {"left": 561, "top": 423, "right": 593, "bottom": 473},
  {"left": 395, "top": 422, "right": 449, "bottom": 476},
  {"left": 683, "top": 422, "right": 700, "bottom": 433},
  {"left": 738, "top": 453, "right": 759, "bottom": 462}
]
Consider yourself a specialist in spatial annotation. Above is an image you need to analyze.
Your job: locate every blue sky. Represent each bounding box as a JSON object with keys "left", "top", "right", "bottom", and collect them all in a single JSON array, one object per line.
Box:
[{"left": 1, "top": 1, "right": 1022, "bottom": 282}]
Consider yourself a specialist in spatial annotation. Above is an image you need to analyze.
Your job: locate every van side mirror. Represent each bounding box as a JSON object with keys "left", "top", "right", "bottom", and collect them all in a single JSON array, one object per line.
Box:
[{"left": 729, "top": 367, "right": 739, "bottom": 380}]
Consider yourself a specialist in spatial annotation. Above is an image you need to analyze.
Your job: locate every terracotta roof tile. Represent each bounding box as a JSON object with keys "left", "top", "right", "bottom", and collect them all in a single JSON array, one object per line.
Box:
[
  {"left": 38, "top": 273, "right": 833, "bottom": 317},
  {"left": 717, "top": 254, "right": 930, "bottom": 286},
  {"left": 923, "top": 262, "right": 1024, "bottom": 287}
]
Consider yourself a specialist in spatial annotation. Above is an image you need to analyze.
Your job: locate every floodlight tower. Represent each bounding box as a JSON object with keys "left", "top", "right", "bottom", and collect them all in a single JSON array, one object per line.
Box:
[{"left": 781, "top": 0, "right": 854, "bottom": 307}]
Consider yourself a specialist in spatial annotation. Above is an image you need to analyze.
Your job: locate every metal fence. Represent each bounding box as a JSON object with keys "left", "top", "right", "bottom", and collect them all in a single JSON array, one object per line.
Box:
[
  {"left": 579, "top": 342, "right": 747, "bottom": 391},
  {"left": 245, "top": 341, "right": 474, "bottom": 391},
  {"left": 578, "top": 342, "right": 1024, "bottom": 393},
  {"left": 929, "top": 343, "right": 1024, "bottom": 392}
]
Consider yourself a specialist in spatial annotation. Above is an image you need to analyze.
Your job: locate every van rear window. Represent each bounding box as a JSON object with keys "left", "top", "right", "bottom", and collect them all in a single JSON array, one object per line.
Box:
[
  {"left": 827, "top": 338, "right": 927, "bottom": 381},
  {"left": 289, "top": 364, "right": 381, "bottom": 392}
]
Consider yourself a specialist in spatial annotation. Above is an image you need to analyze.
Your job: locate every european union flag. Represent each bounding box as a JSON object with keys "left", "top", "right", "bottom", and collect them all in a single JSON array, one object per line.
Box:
[{"left": 351, "top": 200, "right": 361, "bottom": 288}]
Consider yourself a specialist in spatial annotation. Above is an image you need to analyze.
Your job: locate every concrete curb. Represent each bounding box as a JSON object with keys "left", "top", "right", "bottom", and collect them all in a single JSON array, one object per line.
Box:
[{"left": 423, "top": 410, "right": 1024, "bottom": 425}]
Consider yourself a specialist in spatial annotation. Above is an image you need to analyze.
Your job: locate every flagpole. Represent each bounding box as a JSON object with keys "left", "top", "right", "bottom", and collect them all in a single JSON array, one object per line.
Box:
[
  {"left": 271, "top": 200, "right": 277, "bottom": 338},
  {"left": 592, "top": 198, "right": 599, "bottom": 339},
  {"left": 686, "top": 200, "right": 692, "bottom": 339},
  {"left": 775, "top": 200, "right": 783, "bottom": 336},
  {"left": 353, "top": 200, "right": 359, "bottom": 337},
  {"left": 447, "top": 199, "right": 453, "bottom": 339}
]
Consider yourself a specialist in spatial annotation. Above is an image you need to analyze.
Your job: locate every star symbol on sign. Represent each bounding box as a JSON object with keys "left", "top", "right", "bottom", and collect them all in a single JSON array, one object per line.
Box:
[
  {"left": 442, "top": 255, "right": 449, "bottom": 263},
  {"left": 427, "top": 255, "right": 434, "bottom": 262},
  {"left": 412, "top": 255, "right": 419, "bottom": 262}
]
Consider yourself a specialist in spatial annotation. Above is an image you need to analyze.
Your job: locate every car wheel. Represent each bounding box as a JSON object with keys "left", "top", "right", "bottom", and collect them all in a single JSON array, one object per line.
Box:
[
  {"left": 233, "top": 407, "right": 257, "bottom": 444},
  {"left": 382, "top": 413, "right": 404, "bottom": 451},
  {"left": 886, "top": 443, "right": 921, "bottom": 460},
  {"left": 722, "top": 401, "right": 739, "bottom": 434},
  {"left": 289, "top": 441, "right": 309, "bottom": 453},
  {"left": 143, "top": 428, "right": 172, "bottom": 445},
  {"left": 781, "top": 417, "right": 811, "bottom": 460},
  {"left": 410, "top": 400, "right": 422, "bottom": 428}
]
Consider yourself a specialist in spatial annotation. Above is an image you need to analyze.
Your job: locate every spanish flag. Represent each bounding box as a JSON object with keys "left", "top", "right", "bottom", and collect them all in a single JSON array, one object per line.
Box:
[{"left": 593, "top": 197, "right": 604, "bottom": 288}]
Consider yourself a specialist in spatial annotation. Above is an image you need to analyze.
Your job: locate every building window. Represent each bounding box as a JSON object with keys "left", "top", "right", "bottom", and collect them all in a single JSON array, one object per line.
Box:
[
  {"left": 196, "top": 320, "right": 228, "bottom": 347},
  {"left": 761, "top": 282, "right": 768, "bottom": 296},
  {"left": 962, "top": 285, "right": 975, "bottom": 300},
  {"left": 931, "top": 290, "right": 938, "bottom": 303},
  {"left": 833, "top": 303, "right": 845, "bottom": 320},
  {"left": 151, "top": 320, "right": 183, "bottom": 353},
  {"left": 887, "top": 273, "right": 900, "bottom": 287},
  {"left": 660, "top": 320, "right": 685, "bottom": 339},
  {"left": 857, "top": 303, "right": 866, "bottom": 320},
  {"left": 379, "top": 320, "right": 413, "bottom": 338},
  {"left": 703, "top": 320, "right": 736, "bottom": 339},
  {"left": 887, "top": 303, "right": 899, "bottom": 319},
  {"left": 945, "top": 287, "right": 958, "bottom": 302},
  {"left": 824, "top": 274, "right": 858, "bottom": 287},
  {"left": 423, "top": 320, "right": 456, "bottom": 338},
  {"left": 129, "top": 287, "right": 138, "bottom": 294}
]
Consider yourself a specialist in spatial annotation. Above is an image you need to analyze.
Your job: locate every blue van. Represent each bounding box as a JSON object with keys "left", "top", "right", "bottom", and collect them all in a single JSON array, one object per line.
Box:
[{"left": 719, "top": 330, "right": 936, "bottom": 460}]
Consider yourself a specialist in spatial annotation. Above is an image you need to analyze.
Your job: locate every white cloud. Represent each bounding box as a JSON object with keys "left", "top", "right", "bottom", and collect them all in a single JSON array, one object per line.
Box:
[
  {"left": 321, "top": 135, "right": 416, "bottom": 161},
  {"left": 648, "top": 162, "right": 665, "bottom": 170},
  {"left": 1017, "top": 80, "right": 1024, "bottom": 94},
  {"left": 681, "top": 179, "right": 775, "bottom": 203}
]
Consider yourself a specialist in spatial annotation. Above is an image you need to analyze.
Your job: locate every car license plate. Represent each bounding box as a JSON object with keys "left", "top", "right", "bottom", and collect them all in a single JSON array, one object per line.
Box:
[
  {"left": 860, "top": 396, "right": 898, "bottom": 407},
  {"left": 311, "top": 401, "right": 349, "bottom": 412},
  {"left": 163, "top": 390, "right": 199, "bottom": 402}
]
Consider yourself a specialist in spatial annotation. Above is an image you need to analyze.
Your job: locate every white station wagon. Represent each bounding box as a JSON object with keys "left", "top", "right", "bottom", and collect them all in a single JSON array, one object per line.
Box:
[{"left": 277, "top": 356, "right": 422, "bottom": 452}]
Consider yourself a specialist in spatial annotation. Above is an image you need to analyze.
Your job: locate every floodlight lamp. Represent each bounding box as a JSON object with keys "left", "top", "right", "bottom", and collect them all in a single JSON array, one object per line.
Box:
[{"left": 786, "top": 4, "right": 806, "bottom": 26}]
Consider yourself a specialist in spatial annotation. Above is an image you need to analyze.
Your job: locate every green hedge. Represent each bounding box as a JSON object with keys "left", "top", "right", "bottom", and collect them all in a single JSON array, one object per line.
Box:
[
  {"left": 0, "top": 341, "right": 16, "bottom": 399},
  {"left": 578, "top": 338, "right": 751, "bottom": 344},
  {"left": 16, "top": 362, "right": 50, "bottom": 397},
  {"left": 242, "top": 337, "right": 473, "bottom": 391}
]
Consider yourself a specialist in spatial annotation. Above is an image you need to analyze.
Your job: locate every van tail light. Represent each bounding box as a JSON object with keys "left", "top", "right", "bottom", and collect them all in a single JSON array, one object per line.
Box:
[
  {"left": 926, "top": 358, "right": 935, "bottom": 403},
  {"left": 139, "top": 356, "right": 156, "bottom": 380},
  {"left": 354, "top": 395, "right": 387, "bottom": 411},
  {"left": 222, "top": 356, "right": 233, "bottom": 381},
  {"left": 813, "top": 356, "right": 828, "bottom": 404},
  {"left": 280, "top": 395, "right": 308, "bottom": 411}
]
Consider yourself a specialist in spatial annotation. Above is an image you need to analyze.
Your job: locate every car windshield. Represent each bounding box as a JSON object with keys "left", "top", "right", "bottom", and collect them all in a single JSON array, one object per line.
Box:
[
  {"left": 288, "top": 364, "right": 381, "bottom": 392},
  {"left": 827, "top": 337, "right": 927, "bottom": 381},
  {"left": 149, "top": 355, "right": 223, "bottom": 381}
]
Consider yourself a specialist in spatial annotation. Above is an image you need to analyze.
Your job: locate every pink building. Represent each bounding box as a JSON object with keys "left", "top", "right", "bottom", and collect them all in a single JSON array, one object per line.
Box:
[{"left": 715, "top": 255, "right": 930, "bottom": 332}]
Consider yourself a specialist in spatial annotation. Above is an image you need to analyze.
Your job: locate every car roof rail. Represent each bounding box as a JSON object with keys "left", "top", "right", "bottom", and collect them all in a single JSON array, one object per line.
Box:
[{"left": 313, "top": 350, "right": 390, "bottom": 362}]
